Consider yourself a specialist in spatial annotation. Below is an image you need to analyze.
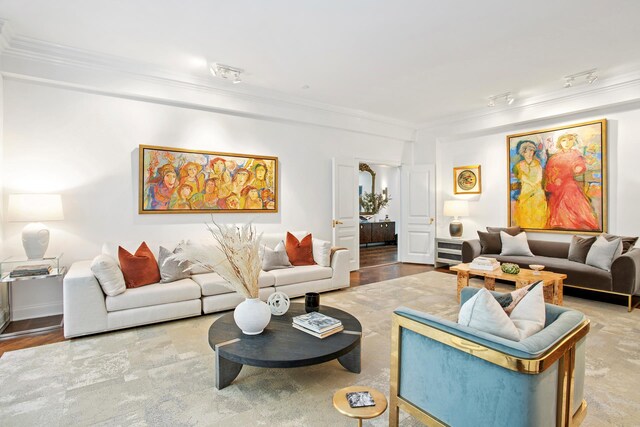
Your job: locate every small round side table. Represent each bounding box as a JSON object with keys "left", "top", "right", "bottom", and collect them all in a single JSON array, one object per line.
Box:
[{"left": 333, "top": 386, "right": 388, "bottom": 427}]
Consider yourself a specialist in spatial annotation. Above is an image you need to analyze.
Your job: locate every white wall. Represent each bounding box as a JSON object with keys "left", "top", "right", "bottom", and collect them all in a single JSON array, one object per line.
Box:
[
  {"left": 432, "top": 108, "right": 640, "bottom": 242},
  {"left": 1, "top": 79, "right": 408, "bottom": 319}
]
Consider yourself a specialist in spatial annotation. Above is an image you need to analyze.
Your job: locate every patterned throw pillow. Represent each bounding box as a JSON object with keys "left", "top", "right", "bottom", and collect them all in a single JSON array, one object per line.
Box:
[{"left": 494, "top": 281, "right": 541, "bottom": 314}]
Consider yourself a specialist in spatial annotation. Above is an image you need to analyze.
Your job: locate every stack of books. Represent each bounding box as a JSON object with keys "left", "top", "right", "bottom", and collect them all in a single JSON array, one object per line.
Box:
[
  {"left": 469, "top": 257, "right": 500, "bottom": 271},
  {"left": 292, "top": 311, "right": 344, "bottom": 338},
  {"left": 9, "top": 264, "right": 53, "bottom": 278}
]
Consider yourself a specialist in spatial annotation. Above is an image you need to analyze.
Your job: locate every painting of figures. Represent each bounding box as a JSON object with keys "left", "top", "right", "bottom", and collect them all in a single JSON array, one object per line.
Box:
[
  {"left": 507, "top": 119, "right": 607, "bottom": 233},
  {"left": 139, "top": 145, "right": 278, "bottom": 214}
]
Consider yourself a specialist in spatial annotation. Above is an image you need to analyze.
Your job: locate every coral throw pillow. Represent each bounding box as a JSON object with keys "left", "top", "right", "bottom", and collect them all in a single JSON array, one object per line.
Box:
[
  {"left": 118, "top": 242, "right": 161, "bottom": 288},
  {"left": 285, "top": 232, "right": 316, "bottom": 266}
]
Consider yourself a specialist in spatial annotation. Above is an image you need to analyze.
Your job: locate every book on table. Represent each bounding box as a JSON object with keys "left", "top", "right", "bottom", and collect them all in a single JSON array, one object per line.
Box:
[
  {"left": 292, "top": 311, "right": 342, "bottom": 333},
  {"left": 470, "top": 257, "right": 500, "bottom": 271},
  {"left": 9, "top": 264, "right": 53, "bottom": 277},
  {"left": 292, "top": 323, "right": 344, "bottom": 338}
]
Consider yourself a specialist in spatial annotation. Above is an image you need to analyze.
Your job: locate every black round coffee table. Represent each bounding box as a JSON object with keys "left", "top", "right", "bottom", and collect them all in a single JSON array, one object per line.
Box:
[{"left": 208, "top": 303, "right": 362, "bottom": 389}]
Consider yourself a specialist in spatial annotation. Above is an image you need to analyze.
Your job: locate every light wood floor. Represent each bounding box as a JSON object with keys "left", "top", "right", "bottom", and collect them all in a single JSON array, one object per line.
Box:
[{"left": 0, "top": 262, "right": 434, "bottom": 358}]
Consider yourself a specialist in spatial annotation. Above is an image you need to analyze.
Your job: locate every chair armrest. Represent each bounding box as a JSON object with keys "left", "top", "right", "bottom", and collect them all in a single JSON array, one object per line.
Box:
[
  {"left": 462, "top": 239, "right": 481, "bottom": 262},
  {"left": 611, "top": 248, "right": 640, "bottom": 295},
  {"left": 63, "top": 260, "right": 108, "bottom": 338},
  {"left": 394, "top": 303, "right": 588, "bottom": 372},
  {"left": 330, "top": 247, "right": 350, "bottom": 288}
]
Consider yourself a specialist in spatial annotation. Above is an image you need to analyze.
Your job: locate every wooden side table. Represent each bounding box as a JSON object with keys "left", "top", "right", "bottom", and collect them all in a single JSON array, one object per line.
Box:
[{"left": 333, "top": 386, "right": 388, "bottom": 427}]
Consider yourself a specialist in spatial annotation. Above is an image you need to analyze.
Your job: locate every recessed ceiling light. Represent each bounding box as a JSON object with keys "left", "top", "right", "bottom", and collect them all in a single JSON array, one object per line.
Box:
[{"left": 301, "top": 85, "right": 310, "bottom": 90}]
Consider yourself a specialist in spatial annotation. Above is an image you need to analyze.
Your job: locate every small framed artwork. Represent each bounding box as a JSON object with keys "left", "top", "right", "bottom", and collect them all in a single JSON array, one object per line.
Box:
[
  {"left": 139, "top": 144, "right": 278, "bottom": 214},
  {"left": 453, "top": 165, "right": 481, "bottom": 194}
]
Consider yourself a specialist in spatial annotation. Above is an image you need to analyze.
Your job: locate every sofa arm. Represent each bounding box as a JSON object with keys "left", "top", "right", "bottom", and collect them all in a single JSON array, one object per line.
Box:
[
  {"left": 330, "top": 247, "right": 350, "bottom": 288},
  {"left": 611, "top": 248, "right": 640, "bottom": 295},
  {"left": 462, "top": 239, "right": 481, "bottom": 263},
  {"left": 63, "top": 260, "right": 109, "bottom": 338}
]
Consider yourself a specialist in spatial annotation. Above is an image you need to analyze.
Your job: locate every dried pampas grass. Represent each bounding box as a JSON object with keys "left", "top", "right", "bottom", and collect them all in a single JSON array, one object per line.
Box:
[{"left": 170, "top": 221, "right": 263, "bottom": 299}]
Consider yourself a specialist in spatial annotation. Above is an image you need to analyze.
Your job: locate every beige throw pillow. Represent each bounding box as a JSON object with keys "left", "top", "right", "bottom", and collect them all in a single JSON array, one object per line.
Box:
[{"left": 91, "top": 254, "right": 126, "bottom": 296}]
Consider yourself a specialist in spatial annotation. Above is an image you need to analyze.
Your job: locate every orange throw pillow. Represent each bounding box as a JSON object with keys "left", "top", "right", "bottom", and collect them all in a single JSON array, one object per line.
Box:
[
  {"left": 118, "top": 242, "right": 161, "bottom": 288},
  {"left": 285, "top": 232, "right": 316, "bottom": 266}
]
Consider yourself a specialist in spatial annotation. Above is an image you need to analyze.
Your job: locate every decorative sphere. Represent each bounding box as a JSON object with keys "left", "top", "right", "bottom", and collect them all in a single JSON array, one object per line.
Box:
[{"left": 267, "top": 292, "right": 290, "bottom": 316}]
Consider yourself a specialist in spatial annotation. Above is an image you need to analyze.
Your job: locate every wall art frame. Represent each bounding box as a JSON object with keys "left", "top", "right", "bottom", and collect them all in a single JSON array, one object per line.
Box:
[
  {"left": 506, "top": 119, "right": 607, "bottom": 234},
  {"left": 453, "top": 165, "right": 481, "bottom": 194},
  {"left": 139, "top": 144, "right": 278, "bottom": 214}
]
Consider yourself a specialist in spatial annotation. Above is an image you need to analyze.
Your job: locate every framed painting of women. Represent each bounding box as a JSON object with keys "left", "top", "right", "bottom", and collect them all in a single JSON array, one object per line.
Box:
[
  {"left": 139, "top": 145, "right": 278, "bottom": 214},
  {"left": 506, "top": 119, "right": 607, "bottom": 234}
]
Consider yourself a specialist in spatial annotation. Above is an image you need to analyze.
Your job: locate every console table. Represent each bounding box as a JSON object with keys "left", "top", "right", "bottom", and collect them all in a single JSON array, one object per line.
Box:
[{"left": 360, "top": 221, "right": 395, "bottom": 246}]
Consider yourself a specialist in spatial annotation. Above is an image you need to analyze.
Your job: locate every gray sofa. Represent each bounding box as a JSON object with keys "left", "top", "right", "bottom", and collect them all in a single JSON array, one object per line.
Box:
[{"left": 462, "top": 237, "right": 640, "bottom": 311}]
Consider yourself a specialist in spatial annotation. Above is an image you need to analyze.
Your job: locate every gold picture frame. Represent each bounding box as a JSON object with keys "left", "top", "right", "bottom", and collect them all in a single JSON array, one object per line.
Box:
[
  {"left": 139, "top": 144, "right": 278, "bottom": 214},
  {"left": 506, "top": 119, "right": 607, "bottom": 234},
  {"left": 453, "top": 165, "right": 481, "bottom": 194}
]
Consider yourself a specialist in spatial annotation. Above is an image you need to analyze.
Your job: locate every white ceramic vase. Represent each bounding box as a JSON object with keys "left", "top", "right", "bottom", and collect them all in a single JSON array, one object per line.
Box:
[{"left": 234, "top": 298, "right": 272, "bottom": 335}]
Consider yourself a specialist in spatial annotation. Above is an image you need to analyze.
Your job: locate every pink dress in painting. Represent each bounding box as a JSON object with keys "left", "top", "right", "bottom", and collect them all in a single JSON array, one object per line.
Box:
[{"left": 544, "top": 150, "right": 599, "bottom": 230}]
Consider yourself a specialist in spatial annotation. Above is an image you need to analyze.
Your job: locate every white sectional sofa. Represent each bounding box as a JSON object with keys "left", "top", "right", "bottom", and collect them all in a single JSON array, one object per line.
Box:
[{"left": 63, "top": 232, "right": 350, "bottom": 338}]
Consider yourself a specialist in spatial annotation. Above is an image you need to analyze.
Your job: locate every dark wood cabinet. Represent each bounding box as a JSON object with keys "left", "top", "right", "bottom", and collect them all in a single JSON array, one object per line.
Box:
[{"left": 360, "top": 222, "right": 395, "bottom": 246}]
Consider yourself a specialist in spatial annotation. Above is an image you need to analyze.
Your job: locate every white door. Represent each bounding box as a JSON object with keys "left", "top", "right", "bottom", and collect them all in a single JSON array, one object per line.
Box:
[
  {"left": 400, "top": 164, "right": 436, "bottom": 264},
  {"left": 332, "top": 157, "right": 359, "bottom": 271}
]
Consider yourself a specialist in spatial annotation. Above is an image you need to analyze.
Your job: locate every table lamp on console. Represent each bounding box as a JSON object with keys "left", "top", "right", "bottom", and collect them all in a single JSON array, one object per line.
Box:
[
  {"left": 443, "top": 200, "right": 468, "bottom": 238},
  {"left": 7, "top": 194, "right": 64, "bottom": 259}
]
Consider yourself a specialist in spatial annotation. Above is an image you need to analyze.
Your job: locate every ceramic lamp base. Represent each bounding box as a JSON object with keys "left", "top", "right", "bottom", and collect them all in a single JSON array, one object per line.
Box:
[
  {"left": 449, "top": 220, "right": 463, "bottom": 238},
  {"left": 22, "top": 222, "right": 50, "bottom": 259}
]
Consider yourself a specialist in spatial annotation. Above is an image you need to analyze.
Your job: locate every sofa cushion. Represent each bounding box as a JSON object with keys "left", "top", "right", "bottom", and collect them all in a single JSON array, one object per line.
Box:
[
  {"left": 105, "top": 278, "right": 201, "bottom": 312},
  {"left": 269, "top": 265, "right": 333, "bottom": 286},
  {"left": 91, "top": 254, "right": 126, "bottom": 296},
  {"left": 568, "top": 236, "right": 596, "bottom": 264},
  {"left": 286, "top": 232, "right": 316, "bottom": 266},
  {"left": 118, "top": 242, "right": 161, "bottom": 288},
  {"left": 487, "top": 226, "right": 521, "bottom": 236},
  {"left": 482, "top": 254, "right": 614, "bottom": 291},
  {"left": 192, "top": 271, "right": 275, "bottom": 296},
  {"left": 603, "top": 233, "right": 638, "bottom": 254},
  {"left": 586, "top": 236, "right": 622, "bottom": 272},
  {"left": 500, "top": 231, "right": 534, "bottom": 257},
  {"left": 478, "top": 231, "right": 502, "bottom": 254}
]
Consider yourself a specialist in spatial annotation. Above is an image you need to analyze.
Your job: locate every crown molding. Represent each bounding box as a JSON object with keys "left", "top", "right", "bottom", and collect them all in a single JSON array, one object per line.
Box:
[
  {"left": 418, "top": 69, "right": 640, "bottom": 138},
  {"left": 0, "top": 28, "right": 416, "bottom": 141}
]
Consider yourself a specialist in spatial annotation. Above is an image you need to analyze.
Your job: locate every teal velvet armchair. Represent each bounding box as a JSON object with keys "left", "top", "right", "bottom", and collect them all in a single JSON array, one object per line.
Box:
[{"left": 389, "top": 287, "right": 590, "bottom": 427}]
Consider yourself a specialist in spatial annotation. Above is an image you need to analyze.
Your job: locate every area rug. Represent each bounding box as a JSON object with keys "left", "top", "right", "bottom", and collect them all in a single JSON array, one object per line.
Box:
[{"left": 1, "top": 272, "right": 639, "bottom": 426}]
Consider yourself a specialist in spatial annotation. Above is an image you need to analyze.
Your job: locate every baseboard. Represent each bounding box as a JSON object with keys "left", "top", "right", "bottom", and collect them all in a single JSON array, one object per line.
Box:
[{"left": 12, "top": 301, "right": 63, "bottom": 321}]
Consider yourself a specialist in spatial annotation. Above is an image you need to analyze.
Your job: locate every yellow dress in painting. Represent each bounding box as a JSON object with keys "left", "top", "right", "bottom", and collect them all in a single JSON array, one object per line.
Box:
[{"left": 514, "top": 159, "right": 548, "bottom": 228}]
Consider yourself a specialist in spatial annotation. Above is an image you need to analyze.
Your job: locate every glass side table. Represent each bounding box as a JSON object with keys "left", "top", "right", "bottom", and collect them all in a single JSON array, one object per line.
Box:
[{"left": 0, "top": 254, "right": 66, "bottom": 338}]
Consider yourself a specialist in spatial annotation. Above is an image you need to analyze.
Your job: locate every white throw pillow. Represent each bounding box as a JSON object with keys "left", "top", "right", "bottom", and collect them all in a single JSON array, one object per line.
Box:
[
  {"left": 458, "top": 288, "right": 520, "bottom": 341},
  {"left": 509, "top": 284, "right": 546, "bottom": 340},
  {"left": 312, "top": 239, "right": 332, "bottom": 267},
  {"left": 90, "top": 254, "right": 126, "bottom": 296},
  {"left": 262, "top": 241, "right": 293, "bottom": 271},
  {"left": 585, "top": 235, "right": 622, "bottom": 271},
  {"left": 500, "top": 231, "right": 534, "bottom": 257},
  {"left": 458, "top": 285, "right": 546, "bottom": 342}
]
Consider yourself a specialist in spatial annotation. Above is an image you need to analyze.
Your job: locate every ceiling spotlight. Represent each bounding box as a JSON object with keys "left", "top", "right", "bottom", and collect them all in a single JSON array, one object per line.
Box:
[
  {"left": 487, "top": 92, "right": 514, "bottom": 108},
  {"left": 563, "top": 69, "right": 598, "bottom": 88},
  {"left": 210, "top": 63, "right": 244, "bottom": 84}
]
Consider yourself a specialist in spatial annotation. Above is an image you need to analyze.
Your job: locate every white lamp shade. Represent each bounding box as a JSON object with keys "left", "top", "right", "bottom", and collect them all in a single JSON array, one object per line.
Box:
[
  {"left": 443, "top": 200, "right": 469, "bottom": 218},
  {"left": 8, "top": 194, "right": 64, "bottom": 222}
]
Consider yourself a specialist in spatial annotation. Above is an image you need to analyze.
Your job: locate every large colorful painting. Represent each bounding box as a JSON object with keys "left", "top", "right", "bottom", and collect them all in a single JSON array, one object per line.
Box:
[
  {"left": 507, "top": 119, "right": 607, "bottom": 234},
  {"left": 139, "top": 145, "right": 278, "bottom": 214}
]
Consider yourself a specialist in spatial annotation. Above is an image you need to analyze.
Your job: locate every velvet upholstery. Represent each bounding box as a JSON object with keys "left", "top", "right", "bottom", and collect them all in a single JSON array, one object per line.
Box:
[
  {"left": 391, "top": 287, "right": 588, "bottom": 427},
  {"left": 463, "top": 238, "right": 640, "bottom": 296}
]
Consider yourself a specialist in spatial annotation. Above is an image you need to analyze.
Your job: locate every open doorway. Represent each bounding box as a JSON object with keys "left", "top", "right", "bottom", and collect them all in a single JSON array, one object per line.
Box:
[{"left": 358, "top": 162, "right": 400, "bottom": 267}]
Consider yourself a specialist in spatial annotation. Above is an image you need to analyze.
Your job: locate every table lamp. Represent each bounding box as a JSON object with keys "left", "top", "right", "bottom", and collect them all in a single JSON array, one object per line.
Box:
[
  {"left": 443, "top": 200, "right": 469, "bottom": 238},
  {"left": 7, "top": 194, "right": 64, "bottom": 259}
]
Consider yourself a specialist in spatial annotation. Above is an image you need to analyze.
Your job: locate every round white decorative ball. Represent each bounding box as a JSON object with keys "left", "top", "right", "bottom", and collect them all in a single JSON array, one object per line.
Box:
[{"left": 267, "top": 292, "right": 290, "bottom": 316}]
